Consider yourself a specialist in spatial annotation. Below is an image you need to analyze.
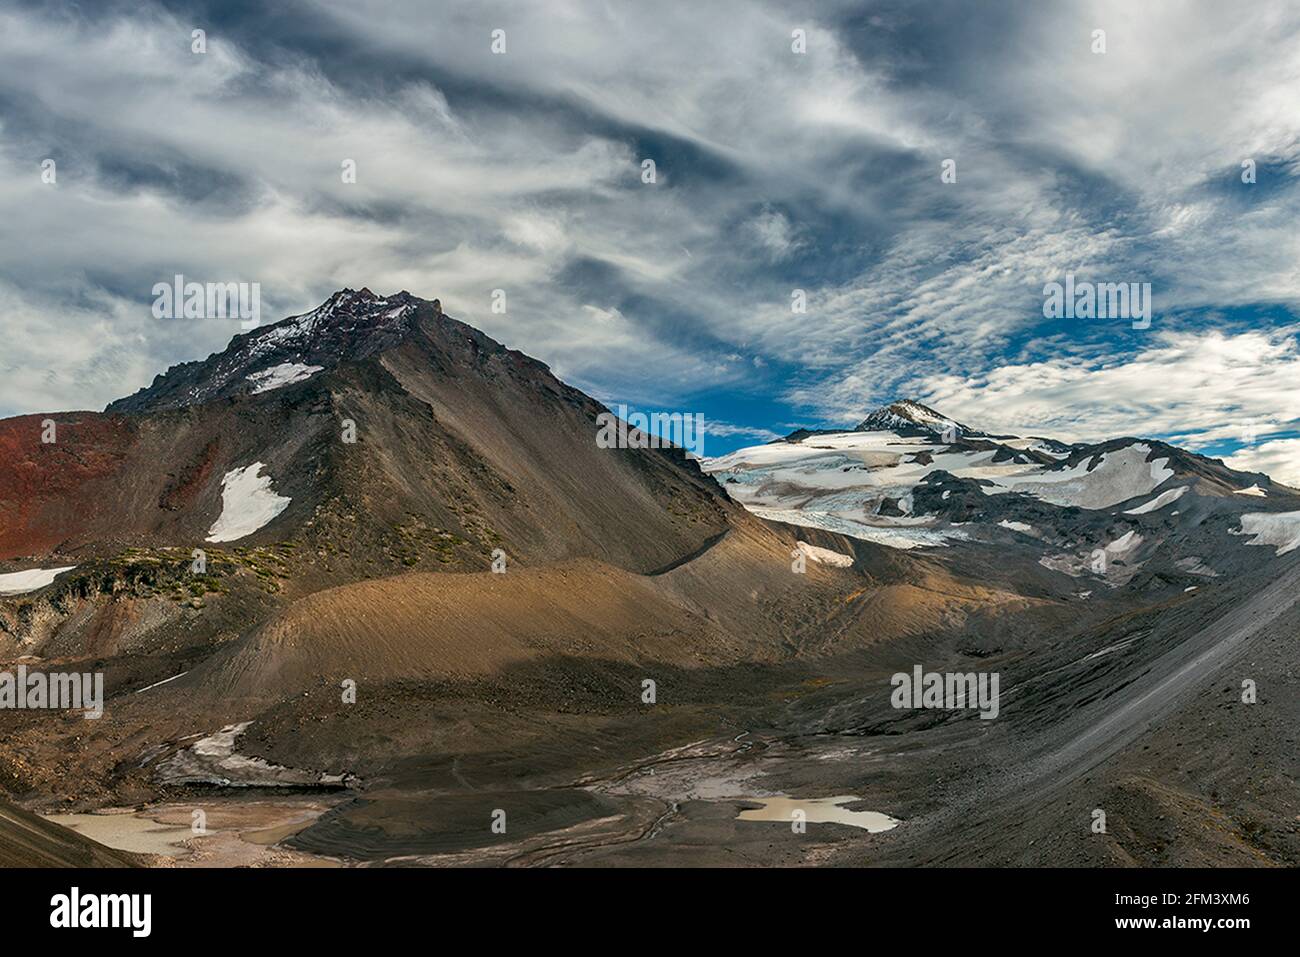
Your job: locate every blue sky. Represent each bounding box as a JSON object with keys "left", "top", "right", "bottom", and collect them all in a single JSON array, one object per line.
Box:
[{"left": 2, "top": 1, "right": 1300, "bottom": 478}]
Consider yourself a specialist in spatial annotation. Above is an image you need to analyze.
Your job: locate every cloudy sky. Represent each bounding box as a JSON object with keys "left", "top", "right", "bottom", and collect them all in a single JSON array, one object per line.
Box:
[{"left": 3, "top": 0, "right": 1300, "bottom": 476}]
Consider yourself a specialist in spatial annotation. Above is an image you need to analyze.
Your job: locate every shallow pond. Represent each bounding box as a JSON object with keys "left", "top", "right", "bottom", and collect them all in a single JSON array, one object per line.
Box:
[{"left": 736, "top": 795, "right": 899, "bottom": 832}]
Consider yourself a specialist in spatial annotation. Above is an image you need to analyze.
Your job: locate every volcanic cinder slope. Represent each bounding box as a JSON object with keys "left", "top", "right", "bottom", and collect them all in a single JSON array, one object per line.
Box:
[
  {"left": 2, "top": 295, "right": 1297, "bottom": 868},
  {"left": 0, "top": 798, "right": 137, "bottom": 867}
]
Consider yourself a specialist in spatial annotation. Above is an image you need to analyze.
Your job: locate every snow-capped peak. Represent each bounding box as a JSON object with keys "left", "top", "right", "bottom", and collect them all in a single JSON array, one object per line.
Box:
[{"left": 855, "top": 400, "right": 968, "bottom": 437}]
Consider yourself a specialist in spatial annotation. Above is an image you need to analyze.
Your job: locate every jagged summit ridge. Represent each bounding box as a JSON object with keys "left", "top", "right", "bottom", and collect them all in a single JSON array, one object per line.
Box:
[
  {"left": 244, "top": 288, "right": 424, "bottom": 357},
  {"left": 108, "top": 288, "right": 441, "bottom": 414}
]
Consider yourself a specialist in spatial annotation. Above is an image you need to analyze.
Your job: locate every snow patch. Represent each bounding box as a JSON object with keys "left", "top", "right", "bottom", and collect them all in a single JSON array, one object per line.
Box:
[
  {"left": 246, "top": 362, "right": 323, "bottom": 394},
  {"left": 1235, "top": 511, "right": 1300, "bottom": 555},
  {"left": 158, "top": 722, "right": 350, "bottom": 788},
  {"left": 206, "top": 463, "right": 291, "bottom": 543},
  {"left": 998, "top": 520, "right": 1034, "bottom": 534},
  {"left": 795, "top": 541, "right": 855, "bottom": 567},
  {"left": 1105, "top": 530, "right": 1142, "bottom": 555},
  {"left": 0, "top": 566, "right": 77, "bottom": 596},
  {"left": 706, "top": 431, "right": 1021, "bottom": 549},
  {"left": 1233, "top": 484, "right": 1267, "bottom": 497}
]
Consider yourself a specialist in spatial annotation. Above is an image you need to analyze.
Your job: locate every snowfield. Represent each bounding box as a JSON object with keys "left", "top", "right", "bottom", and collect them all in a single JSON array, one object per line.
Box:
[
  {"left": 707, "top": 430, "right": 1030, "bottom": 507},
  {"left": 0, "top": 566, "right": 77, "bottom": 596},
  {"left": 981, "top": 444, "right": 1173, "bottom": 509},
  {"left": 1235, "top": 511, "right": 1300, "bottom": 555},
  {"left": 246, "top": 362, "right": 324, "bottom": 394},
  {"left": 206, "top": 463, "right": 292, "bottom": 543},
  {"left": 708, "top": 434, "right": 1172, "bottom": 512},
  {"left": 704, "top": 430, "right": 1176, "bottom": 549}
]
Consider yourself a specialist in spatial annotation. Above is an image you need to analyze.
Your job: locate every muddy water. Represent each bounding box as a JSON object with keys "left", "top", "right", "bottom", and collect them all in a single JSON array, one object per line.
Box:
[
  {"left": 736, "top": 795, "right": 899, "bottom": 832},
  {"left": 46, "top": 812, "right": 193, "bottom": 857},
  {"left": 47, "top": 801, "right": 345, "bottom": 866}
]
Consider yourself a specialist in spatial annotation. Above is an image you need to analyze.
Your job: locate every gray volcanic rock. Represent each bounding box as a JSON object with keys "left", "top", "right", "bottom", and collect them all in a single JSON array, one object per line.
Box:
[{"left": 107, "top": 288, "right": 429, "bottom": 413}]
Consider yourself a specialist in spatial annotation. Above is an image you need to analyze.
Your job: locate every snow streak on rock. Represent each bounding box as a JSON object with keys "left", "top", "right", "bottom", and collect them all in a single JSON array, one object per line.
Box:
[
  {"left": 246, "top": 362, "right": 323, "bottom": 394},
  {"left": 1124, "top": 485, "right": 1188, "bottom": 514}
]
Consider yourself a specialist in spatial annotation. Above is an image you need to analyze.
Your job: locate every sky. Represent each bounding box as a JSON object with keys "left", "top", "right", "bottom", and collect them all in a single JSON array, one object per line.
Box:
[{"left": 2, "top": 0, "right": 1299, "bottom": 477}]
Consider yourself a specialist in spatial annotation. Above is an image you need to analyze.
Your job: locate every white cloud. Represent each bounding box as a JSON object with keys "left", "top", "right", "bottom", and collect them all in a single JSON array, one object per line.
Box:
[
  {"left": 1225, "top": 439, "right": 1300, "bottom": 487},
  {"left": 892, "top": 328, "right": 1300, "bottom": 462},
  {"left": 747, "top": 209, "right": 803, "bottom": 261},
  {"left": 702, "top": 420, "right": 781, "bottom": 442}
]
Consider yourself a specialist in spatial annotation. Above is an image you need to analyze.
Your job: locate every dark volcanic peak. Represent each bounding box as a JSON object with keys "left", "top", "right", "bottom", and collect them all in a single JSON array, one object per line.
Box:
[
  {"left": 8, "top": 283, "right": 734, "bottom": 572},
  {"left": 855, "top": 399, "right": 974, "bottom": 437},
  {"left": 108, "top": 288, "right": 439, "bottom": 414}
]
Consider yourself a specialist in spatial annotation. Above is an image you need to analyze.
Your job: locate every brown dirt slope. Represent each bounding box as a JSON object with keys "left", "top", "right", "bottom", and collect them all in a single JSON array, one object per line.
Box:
[
  {"left": 181, "top": 558, "right": 770, "bottom": 704},
  {"left": 0, "top": 799, "right": 139, "bottom": 867}
]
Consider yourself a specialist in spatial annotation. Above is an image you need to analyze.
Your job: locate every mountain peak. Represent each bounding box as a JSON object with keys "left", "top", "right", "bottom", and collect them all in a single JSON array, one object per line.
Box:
[
  {"left": 296, "top": 287, "right": 413, "bottom": 325},
  {"left": 107, "top": 289, "right": 439, "bottom": 414},
  {"left": 855, "top": 399, "right": 968, "bottom": 436}
]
